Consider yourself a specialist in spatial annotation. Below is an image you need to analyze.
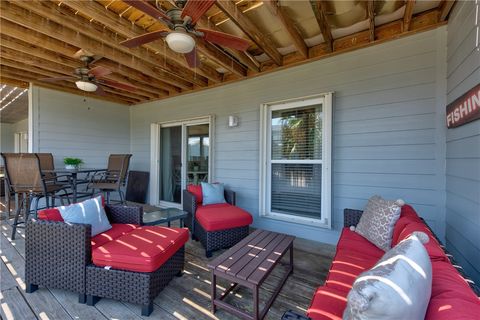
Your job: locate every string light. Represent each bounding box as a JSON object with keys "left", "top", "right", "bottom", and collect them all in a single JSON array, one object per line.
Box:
[
  {"left": 0, "top": 88, "right": 28, "bottom": 111},
  {"left": 0, "top": 84, "right": 6, "bottom": 93},
  {"left": 0, "top": 87, "right": 17, "bottom": 104}
]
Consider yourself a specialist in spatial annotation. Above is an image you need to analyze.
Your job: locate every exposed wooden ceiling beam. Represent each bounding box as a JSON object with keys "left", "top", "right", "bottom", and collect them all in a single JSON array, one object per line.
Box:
[
  {"left": 0, "top": 51, "right": 149, "bottom": 102},
  {"left": 0, "top": 77, "right": 29, "bottom": 89},
  {"left": 215, "top": 0, "right": 283, "bottom": 66},
  {"left": 309, "top": 1, "right": 333, "bottom": 52},
  {"left": 0, "top": 55, "right": 150, "bottom": 102},
  {"left": 0, "top": 66, "right": 134, "bottom": 104},
  {"left": 3, "top": 1, "right": 191, "bottom": 92},
  {"left": 266, "top": 0, "right": 308, "bottom": 59},
  {"left": 61, "top": 0, "right": 223, "bottom": 84},
  {"left": 367, "top": 0, "right": 375, "bottom": 41},
  {"left": 0, "top": 27, "right": 168, "bottom": 98},
  {"left": 404, "top": 0, "right": 416, "bottom": 31},
  {"left": 438, "top": 0, "right": 455, "bottom": 21}
]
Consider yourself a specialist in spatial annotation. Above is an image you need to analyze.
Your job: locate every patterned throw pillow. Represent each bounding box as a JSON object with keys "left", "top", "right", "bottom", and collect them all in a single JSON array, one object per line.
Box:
[
  {"left": 355, "top": 195, "right": 402, "bottom": 251},
  {"left": 343, "top": 232, "right": 432, "bottom": 320}
]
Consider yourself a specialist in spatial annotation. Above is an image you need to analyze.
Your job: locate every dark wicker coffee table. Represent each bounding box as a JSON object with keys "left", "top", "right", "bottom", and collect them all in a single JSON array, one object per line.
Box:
[
  {"left": 208, "top": 229, "right": 295, "bottom": 320},
  {"left": 143, "top": 208, "right": 188, "bottom": 227}
]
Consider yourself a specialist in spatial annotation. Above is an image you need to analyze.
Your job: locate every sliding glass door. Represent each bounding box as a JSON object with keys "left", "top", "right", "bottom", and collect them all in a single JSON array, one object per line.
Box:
[{"left": 158, "top": 118, "right": 211, "bottom": 207}]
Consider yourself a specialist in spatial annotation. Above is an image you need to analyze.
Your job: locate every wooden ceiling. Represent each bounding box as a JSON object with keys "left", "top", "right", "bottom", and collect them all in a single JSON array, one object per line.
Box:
[
  {"left": 0, "top": 0, "right": 455, "bottom": 105},
  {"left": 0, "top": 85, "right": 29, "bottom": 123}
]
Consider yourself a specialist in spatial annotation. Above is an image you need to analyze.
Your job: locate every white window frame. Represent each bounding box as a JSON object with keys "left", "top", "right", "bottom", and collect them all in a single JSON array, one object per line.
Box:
[
  {"left": 150, "top": 116, "right": 214, "bottom": 208},
  {"left": 259, "top": 93, "right": 332, "bottom": 228}
]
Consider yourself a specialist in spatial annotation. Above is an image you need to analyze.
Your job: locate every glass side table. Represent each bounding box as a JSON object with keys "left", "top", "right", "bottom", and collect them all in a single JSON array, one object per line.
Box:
[{"left": 143, "top": 208, "right": 188, "bottom": 227}]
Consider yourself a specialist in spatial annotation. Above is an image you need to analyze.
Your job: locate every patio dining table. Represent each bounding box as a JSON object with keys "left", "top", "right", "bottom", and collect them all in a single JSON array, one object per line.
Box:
[{"left": 44, "top": 168, "right": 105, "bottom": 203}]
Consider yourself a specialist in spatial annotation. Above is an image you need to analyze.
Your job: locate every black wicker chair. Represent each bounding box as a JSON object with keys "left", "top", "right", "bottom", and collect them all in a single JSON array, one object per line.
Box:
[
  {"left": 25, "top": 204, "right": 186, "bottom": 316},
  {"left": 183, "top": 188, "right": 250, "bottom": 258}
]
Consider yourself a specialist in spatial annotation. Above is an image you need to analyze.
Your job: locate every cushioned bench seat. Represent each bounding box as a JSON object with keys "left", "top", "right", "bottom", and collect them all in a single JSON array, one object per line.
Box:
[
  {"left": 196, "top": 203, "right": 253, "bottom": 232},
  {"left": 91, "top": 223, "right": 139, "bottom": 249},
  {"left": 92, "top": 226, "right": 189, "bottom": 273}
]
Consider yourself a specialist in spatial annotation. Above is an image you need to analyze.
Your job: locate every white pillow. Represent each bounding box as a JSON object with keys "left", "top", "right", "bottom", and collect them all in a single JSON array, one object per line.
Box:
[
  {"left": 343, "top": 232, "right": 432, "bottom": 320},
  {"left": 355, "top": 195, "right": 403, "bottom": 251},
  {"left": 58, "top": 196, "right": 112, "bottom": 236}
]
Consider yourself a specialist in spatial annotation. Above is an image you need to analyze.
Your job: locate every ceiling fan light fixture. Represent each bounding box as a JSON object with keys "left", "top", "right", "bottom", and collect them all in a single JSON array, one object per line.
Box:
[
  {"left": 166, "top": 31, "right": 195, "bottom": 53},
  {"left": 75, "top": 80, "right": 98, "bottom": 92}
]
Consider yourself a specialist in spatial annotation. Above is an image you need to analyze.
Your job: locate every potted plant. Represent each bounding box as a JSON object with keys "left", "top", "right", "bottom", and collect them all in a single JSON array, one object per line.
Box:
[{"left": 64, "top": 157, "right": 83, "bottom": 170}]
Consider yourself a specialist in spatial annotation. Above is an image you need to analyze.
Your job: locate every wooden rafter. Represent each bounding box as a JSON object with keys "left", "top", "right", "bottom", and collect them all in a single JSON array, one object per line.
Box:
[
  {"left": 266, "top": 0, "right": 308, "bottom": 59},
  {"left": 3, "top": 0, "right": 192, "bottom": 91},
  {"left": 215, "top": 0, "right": 283, "bottom": 66},
  {"left": 1, "top": 66, "right": 135, "bottom": 104},
  {"left": 404, "top": 0, "right": 416, "bottom": 31},
  {"left": 0, "top": 20, "right": 169, "bottom": 98},
  {"left": 309, "top": 1, "right": 333, "bottom": 52},
  {"left": 61, "top": 0, "right": 224, "bottom": 84},
  {"left": 0, "top": 77, "right": 29, "bottom": 89},
  {"left": 367, "top": 0, "right": 375, "bottom": 42},
  {"left": 438, "top": 0, "right": 455, "bottom": 21}
]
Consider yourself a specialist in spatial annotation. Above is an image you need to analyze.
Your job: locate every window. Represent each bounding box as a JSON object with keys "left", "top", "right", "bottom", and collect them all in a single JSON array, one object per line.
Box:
[{"left": 260, "top": 94, "right": 332, "bottom": 228}]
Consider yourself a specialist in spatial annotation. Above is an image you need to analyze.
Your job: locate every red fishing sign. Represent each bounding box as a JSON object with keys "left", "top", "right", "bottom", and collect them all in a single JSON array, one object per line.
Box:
[{"left": 446, "top": 83, "right": 480, "bottom": 128}]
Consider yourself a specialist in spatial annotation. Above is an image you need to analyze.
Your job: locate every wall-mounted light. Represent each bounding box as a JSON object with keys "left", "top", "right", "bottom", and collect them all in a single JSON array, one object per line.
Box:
[{"left": 228, "top": 115, "right": 239, "bottom": 128}]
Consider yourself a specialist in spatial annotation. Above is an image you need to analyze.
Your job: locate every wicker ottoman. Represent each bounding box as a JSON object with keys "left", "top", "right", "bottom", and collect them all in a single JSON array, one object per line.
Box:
[{"left": 86, "top": 246, "right": 185, "bottom": 316}]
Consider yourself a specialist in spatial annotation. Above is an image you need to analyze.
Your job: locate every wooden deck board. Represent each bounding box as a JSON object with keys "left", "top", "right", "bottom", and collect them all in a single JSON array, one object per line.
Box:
[{"left": 0, "top": 218, "right": 334, "bottom": 319}]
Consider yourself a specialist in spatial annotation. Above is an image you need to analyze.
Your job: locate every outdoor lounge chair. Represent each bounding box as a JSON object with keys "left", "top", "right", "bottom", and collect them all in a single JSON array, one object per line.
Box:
[{"left": 183, "top": 185, "right": 253, "bottom": 258}]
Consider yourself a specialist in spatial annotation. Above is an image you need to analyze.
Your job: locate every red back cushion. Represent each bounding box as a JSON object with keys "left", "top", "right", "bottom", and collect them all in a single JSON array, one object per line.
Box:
[
  {"left": 395, "top": 222, "right": 448, "bottom": 262},
  {"left": 400, "top": 204, "right": 419, "bottom": 219},
  {"left": 37, "top": 195, "right": 106, "bottom": 222},
  {"left": 37, "top": 208, "right": 64, "bottom": 222},
  {"left": 187, "top": 184, "right": 203, "bottom": 205}
]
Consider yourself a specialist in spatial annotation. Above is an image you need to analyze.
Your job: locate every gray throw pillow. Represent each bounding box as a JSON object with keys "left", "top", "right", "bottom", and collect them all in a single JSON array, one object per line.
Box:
[
  {"left": 355, "top": 195, "right": 402, "bottom": 251},
  {"left": 58, "top": 196, "right": 112, "bottom": 236},
  {"left": 343, "top": 232, "right": 432, "bottom": 320}
]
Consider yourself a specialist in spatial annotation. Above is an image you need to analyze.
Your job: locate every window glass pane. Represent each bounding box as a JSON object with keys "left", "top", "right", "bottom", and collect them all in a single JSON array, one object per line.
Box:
[
  {"left": 187, "top": 124, "right": 209, "bottom": 185},
  {"left": 271, "top": 105, "right": 322, "bottom": 160},
  {"left": 271, "top": 163, "right": 322, "bottom": 218}
]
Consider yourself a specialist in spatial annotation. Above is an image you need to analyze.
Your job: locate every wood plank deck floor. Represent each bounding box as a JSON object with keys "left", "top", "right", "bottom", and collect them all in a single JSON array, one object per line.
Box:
[{"left": 0, "top": 216, "right": 334, "bottom": 320}]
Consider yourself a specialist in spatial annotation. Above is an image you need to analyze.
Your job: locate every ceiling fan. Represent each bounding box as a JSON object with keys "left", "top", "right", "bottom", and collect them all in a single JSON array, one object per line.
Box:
[
  {"left": 120, "top": 0, "right": 251, "bottom": 68},
  {"left": 38, "top": 49, "right": 137, "bottom": 95}
]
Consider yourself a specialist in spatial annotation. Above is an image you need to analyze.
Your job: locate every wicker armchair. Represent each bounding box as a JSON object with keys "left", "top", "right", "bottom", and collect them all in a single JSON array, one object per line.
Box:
[
  {"left": 25, "top": 205, "right": 143, "bottom": 303},
  {"left": 183, "top": 188, "right": 251, "bottom": 257}
]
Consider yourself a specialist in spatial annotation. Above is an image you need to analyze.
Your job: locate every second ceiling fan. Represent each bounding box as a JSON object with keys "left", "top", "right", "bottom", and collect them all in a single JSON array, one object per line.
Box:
[{"left": 120, "top": 0, "right": 251, "bottom": 68}]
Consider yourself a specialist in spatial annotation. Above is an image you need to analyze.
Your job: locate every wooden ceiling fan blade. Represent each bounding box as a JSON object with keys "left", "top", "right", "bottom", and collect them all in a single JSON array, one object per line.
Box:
[
  {"left": 88, "top": 66, "right": 112, "bottom": 78},
  {"left": 101, "top": 79, "right": 137, "bottom": 92},
  {"left": 181, "top": 0, "right": 216, "bottom": 24},
  {"left": 38, "top": 76, "right": 77, "bottom": 82},
  {"left": 120, "top": 30, "right": 170, "bottom": 48},
  {"left": 198, "top": 28, "right": 251, "bottom": 51},
  {"left": 95, "top": 85, "right": 107, "bottom": 96},
  {"left": 122, "top": 0, "right": 171, "bottom": 21},
  {"left": 184, "top": 47, "right": 201, "bottom": 68}
]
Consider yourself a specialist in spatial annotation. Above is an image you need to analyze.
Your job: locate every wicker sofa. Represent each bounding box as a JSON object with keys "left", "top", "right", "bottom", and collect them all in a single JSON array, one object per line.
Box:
[
  {"left": 183, "top": 186, "right": 253, "bottom": 257},
  {"left": 25, "top": 204, "right": 188, "bottom": 316},
  {"left": 283, "top": 205, "right": 480, "bottom": 320}
]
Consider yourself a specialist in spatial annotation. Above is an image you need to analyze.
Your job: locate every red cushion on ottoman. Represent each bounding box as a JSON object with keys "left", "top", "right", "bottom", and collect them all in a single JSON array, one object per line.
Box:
[
  {"left": 91, "top": 223, "right": 139, "bottom": 249},
  {"left": 196, "top": 203, "right": 253, "bottom": 232},
  {"left": 93, "top": 226, "right": 189, "bottom": 272},
  {"left": 37, "top": 208, "right": 64, "bottom": 221},
  {"left": 307, "top": 286, "right": 347, "bottom": 320}
]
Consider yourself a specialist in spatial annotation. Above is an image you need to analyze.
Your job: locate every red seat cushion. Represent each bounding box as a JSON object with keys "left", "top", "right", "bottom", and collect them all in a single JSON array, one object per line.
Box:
[
  {"left": 93, "top": 226, "right": 189, "bottom": 272},
  {"left": 91, "top": 223, "right": 139, "bottom": 249},
  {"left": 37, "top": 208, "right": 64, "bottom": 221},
  {"left": 187, "top": 184, "right": 203, "bottom": 205},
  {"left": 307, "top": 286, "right": 348, "bottom": 320},
  {"left": 196, "top": 203, "right": 253, "bottom": 232},
  {"left": 425, "top": 261, "right": 480, "bottom": 319},
  {"left": 337, "top": 228, "right": 384, "bottom": 258},
  {"left": 325, "top": 249, "right": 379, "bottom": 292}
]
